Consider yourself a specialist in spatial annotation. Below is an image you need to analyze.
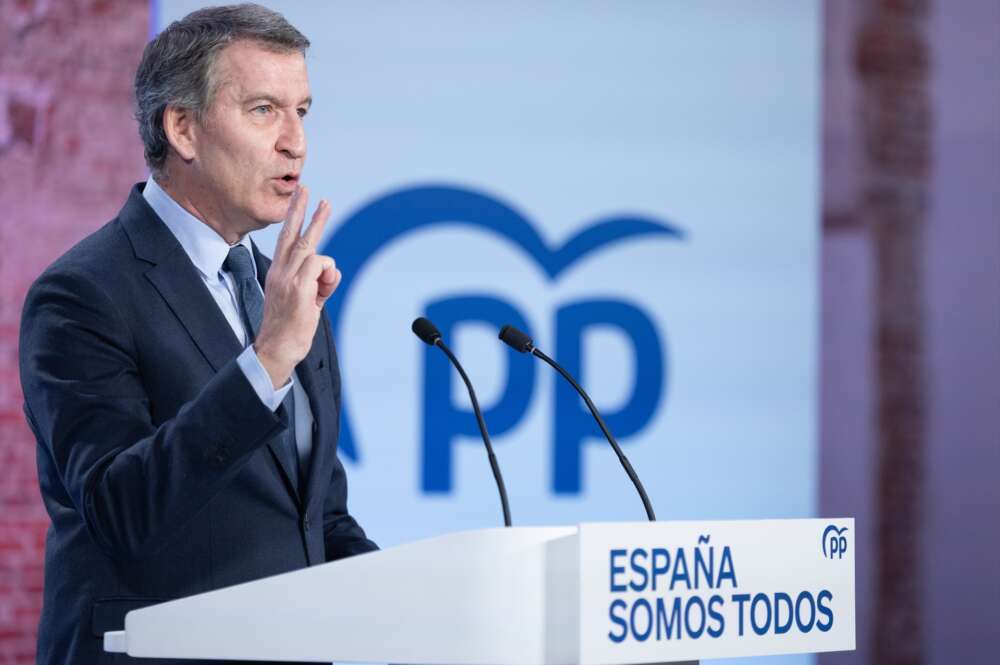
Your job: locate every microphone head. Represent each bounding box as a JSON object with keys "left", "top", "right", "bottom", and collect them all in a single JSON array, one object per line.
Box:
[
  {"left": 498, "top": 324, "right": 534, "bottom": 353},
  {"left": 411, "top": 317, "right": 442, "bottom": 346}
]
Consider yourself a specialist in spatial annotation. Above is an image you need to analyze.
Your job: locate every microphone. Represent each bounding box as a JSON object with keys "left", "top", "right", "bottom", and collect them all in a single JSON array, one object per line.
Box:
[
  {"left": 498, "top": 324, "right": 656, "bottom": 521},
  {"left": 412, "top": 317, "right": 512, "bottom": 527}
]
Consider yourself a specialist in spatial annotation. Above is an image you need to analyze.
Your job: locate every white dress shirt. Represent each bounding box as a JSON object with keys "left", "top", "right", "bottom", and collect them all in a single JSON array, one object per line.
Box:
[{"left": 143, "top": 177, "right": 314, "bottom": 471}]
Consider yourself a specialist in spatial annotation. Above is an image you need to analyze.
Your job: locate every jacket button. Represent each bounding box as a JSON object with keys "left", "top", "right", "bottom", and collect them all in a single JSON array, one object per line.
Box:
[{"left": 303, "top": 517, "right": 311, "bottom": 532}]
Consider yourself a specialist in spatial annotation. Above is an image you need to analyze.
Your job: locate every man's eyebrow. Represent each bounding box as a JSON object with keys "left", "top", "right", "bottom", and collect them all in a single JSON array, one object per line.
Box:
[{"left": 241, "top": 93, "right": 312, "bottom": 108}]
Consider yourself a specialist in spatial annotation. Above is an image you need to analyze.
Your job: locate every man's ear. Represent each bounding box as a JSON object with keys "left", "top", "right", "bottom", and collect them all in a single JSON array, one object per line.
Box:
[{"left": 162, "top": 104, "right": 197, "bottom": 162}]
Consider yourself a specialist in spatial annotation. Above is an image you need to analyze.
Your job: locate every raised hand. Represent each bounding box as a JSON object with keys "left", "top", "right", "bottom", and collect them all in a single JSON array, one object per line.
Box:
[{"left": 254, "top": 186, "right": 340, "bottom": 388}]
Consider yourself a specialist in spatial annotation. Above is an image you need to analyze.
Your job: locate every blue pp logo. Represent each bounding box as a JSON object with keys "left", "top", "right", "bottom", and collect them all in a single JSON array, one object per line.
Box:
[
  {"left": 822, "top": 525, "right": 849, "bottom": 559},
  {"left": 321, "top": 185, "right": 683, "bottom": 495}
]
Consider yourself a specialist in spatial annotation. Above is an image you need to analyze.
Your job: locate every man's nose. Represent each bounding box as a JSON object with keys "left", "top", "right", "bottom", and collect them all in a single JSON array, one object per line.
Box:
[{"left": 276, "top": 111, "right": 306, "bottom": 160}]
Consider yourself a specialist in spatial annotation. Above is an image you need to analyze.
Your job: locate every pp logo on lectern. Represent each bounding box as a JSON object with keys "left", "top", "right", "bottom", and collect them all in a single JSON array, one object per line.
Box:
[
  {"left": 322, "top": 184, "right": 683, "bottom": 495},
  {"left": 822, "top": 525, "right": 849, "bottom": 559}
]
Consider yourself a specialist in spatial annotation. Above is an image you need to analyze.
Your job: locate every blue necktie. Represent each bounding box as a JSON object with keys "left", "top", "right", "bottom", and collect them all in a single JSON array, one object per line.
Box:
[{"left": 224, "top": 245, "right": 301, "bottom": 491}]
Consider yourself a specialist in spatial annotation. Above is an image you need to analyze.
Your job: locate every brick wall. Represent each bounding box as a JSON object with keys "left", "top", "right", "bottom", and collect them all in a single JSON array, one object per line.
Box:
[{"left": 0, "top": 1, "right": 147, "bottom": 662}]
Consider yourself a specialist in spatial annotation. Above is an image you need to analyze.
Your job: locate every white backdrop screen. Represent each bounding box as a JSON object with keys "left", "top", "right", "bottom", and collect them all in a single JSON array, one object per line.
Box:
[{"left": 156, "top": 2, "right": 821, "bottom": 662}]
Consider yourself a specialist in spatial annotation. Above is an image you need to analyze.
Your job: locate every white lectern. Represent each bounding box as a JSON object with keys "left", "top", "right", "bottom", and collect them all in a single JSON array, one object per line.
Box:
[{"left": 104, "top": 519, "right": 854, "bottom": 664}]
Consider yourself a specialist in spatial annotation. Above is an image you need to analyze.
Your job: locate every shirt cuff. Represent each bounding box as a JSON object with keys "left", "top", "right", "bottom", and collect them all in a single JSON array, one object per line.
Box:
[{"left": 237, "top": 346, "right": 293, "bottom": 412}]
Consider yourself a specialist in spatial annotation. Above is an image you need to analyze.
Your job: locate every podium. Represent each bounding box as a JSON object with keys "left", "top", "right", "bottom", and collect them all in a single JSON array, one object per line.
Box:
[{"left": 103, "top": 519, "right": 855, "bottom": 664}]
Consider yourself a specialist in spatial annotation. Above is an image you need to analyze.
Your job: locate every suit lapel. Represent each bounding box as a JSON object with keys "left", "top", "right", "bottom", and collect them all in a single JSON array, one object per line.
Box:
[
  {"left": 119, "top": 185, "right": 243, "bottom": 371},
  {"left": 253, "top": 244, "right": 329, "bottom": 509},
  {"left": 145, "top": 256, "right": 245, "bottom": 371}
]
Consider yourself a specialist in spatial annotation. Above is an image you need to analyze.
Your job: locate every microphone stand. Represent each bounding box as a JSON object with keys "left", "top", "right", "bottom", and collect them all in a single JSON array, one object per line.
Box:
[
  {"left": 413, "top": 318, "right": 512, "bottom": 527},
  {"left": 499, "top": 324, "right": 655, "bottom": 521}
]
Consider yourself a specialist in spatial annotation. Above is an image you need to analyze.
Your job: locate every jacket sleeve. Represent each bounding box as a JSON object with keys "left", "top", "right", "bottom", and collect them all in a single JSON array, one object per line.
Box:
[
  {"left": 319, "top": 313, "right": 378, "bottom": 561},
  {"left": 19, "top": 266, "right": 288, "bottom": 562}
]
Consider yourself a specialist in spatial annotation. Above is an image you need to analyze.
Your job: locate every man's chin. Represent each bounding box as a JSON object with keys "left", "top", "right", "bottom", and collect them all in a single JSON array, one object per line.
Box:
[
  {"left": 250, "top": 203, "right": 291, "bottom": 228},
  {"left": 259, "top": 192, "right": 297, "bottom": 225},
  {"left": 249, "top": 215, "right": 285, "bottom": 230}
]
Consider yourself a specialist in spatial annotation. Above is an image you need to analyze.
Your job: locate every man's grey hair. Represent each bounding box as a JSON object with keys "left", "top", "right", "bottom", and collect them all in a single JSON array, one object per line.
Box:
[{"left": 134, "top": 3, "right": 309, "bottom": 174}]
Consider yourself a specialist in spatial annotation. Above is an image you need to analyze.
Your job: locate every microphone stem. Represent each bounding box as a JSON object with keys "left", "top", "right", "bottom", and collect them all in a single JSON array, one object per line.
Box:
[
  {"left": 436, "top": 340, "right": 512, "bottom": 527},
  {"left": 531, "top": 347, "right": 656, "bottom": 522}
]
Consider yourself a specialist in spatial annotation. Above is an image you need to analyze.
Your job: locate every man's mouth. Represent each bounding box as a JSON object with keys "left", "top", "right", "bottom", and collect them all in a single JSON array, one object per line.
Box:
[{"left": 273, "top": 173, "right": 300, "bottom": 193}]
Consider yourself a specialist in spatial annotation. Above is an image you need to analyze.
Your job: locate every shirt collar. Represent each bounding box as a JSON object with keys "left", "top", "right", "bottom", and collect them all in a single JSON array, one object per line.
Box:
[{"left": 142, "top": 176, "right": 255, "bottom": 280}]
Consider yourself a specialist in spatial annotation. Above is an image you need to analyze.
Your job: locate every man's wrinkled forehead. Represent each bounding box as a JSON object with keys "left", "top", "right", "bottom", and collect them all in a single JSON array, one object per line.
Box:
[{"left": 206, "top": 39, "right": 310, "bottom": 107}]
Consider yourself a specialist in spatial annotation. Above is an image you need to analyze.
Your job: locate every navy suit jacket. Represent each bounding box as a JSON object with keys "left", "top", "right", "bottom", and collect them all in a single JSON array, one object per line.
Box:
[{"left": 19, "top": 184, "right": 377, "bottom": 665}]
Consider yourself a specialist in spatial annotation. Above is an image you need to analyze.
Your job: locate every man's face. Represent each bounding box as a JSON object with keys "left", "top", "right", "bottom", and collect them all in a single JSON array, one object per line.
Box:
[{"left": 189, "top": 40, "right": 311, "bottom": 232}]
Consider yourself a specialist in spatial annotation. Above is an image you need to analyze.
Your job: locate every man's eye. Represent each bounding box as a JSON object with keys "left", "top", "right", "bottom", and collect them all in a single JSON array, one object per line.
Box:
[
  {"left": 251, "top": 105, "right": 272, "bottom": 115},
  {"left": 297, "top": 107, "right": 309, "bottom": 119}
]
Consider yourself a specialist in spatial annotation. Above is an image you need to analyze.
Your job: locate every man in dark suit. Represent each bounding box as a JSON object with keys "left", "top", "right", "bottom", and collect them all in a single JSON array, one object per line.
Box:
[{"left": 18, "top": 5, "right": 377, "bottom": 663}]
